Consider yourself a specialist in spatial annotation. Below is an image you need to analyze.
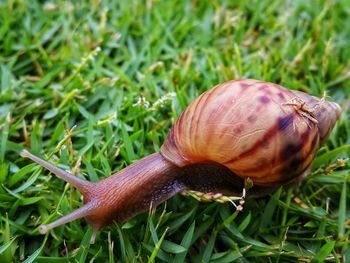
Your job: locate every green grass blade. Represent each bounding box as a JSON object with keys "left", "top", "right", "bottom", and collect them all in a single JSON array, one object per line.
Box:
[
  {"left": 338, "top": 181, "right": 346, "bottom": 239},
  {"left": 201, "top": 230, "right": 217, "bottom": 262},
  {"left": 313, "top": 240, "right": 335, "bottom": 262},
  {"left": 149, "top": 227, "right": 169, "bottom": 263},
  {"left": 75, "top": 226, "right": 93, "bottom": 262},
  {"left": 260, "top": 188, "right": 282, "bottom": 230},
  {"left": 0, "top": 236, "right": 17, "bottom": 254},
  {"left": 173, "top": 221, "right": 195, "bottom": 263},
  {"left": 23, "top": 236, "right": 47, "bottom": 263}
]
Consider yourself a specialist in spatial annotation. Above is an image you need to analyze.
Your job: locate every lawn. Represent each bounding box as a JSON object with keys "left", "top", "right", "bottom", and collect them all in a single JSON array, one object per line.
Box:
[{"left": 0, "top": 0, "right": 349, "bottom": 262}]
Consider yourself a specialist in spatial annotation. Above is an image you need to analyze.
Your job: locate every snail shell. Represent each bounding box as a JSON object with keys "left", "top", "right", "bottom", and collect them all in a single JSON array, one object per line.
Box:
[{"left": 161, "top": 79, "right": 341, "bottom": 185}]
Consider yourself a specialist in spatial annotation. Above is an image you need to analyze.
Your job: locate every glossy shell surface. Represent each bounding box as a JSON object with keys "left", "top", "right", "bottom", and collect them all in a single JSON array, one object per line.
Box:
[{"left": 161, "top": 79, "right": 340, "bottom": 185}]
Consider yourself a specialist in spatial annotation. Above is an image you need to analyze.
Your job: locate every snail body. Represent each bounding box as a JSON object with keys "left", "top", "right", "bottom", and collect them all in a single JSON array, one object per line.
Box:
[{"left": 21, "top": 79, "right": 341, "bottom": 243}]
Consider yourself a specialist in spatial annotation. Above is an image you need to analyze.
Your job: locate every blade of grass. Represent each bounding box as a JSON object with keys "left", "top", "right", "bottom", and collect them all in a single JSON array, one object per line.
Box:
[
  {"left": 149, "top": 227, "right": 169, "bottom": 263},
  {"left": 313, "top": 240, "right": 335, "bottom": 263},
  {"left": 201, "top": 230, "right": 217, "bottom": 262},
  {"left": 23, "top": 236, "right": 48, "bottom": 263},
  {"left": 173, "top": 221, "right": 195, "bottom": 263},
  {"left": 338, "top": 181, "right": 346, "bottom": 239}
]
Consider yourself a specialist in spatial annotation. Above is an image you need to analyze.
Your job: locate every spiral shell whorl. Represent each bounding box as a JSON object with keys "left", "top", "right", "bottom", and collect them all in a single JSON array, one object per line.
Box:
[{"left": 161, "top": 79, "right": 340, "bottom": 185}]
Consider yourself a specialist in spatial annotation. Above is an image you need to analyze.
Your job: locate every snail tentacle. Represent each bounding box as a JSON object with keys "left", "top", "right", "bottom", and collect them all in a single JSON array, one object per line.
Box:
[
  {"left": 39, "top": 200, "right": 99, "bottom": 234},
  {"left": 20, "top": 150, "right": 93, "bottom": 193}
]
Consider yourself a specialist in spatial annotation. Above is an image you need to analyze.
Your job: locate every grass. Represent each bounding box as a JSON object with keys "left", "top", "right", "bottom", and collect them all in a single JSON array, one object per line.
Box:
[{"left": 0, "top": 0, "right": 349, "bottom": 262}]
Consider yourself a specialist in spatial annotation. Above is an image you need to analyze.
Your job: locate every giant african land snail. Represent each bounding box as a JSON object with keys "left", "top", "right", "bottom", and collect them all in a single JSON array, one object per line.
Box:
[{"left": 21, "top": 79, "right": 341, "bottom": 243}]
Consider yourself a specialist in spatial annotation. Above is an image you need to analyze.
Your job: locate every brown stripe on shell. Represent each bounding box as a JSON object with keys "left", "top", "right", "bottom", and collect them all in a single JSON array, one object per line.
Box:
[
  {"left": 192, "top": 87, "right": 219, "bottom": 158},
  {"left": 238, "top": 133, "right": 318, "bottom": 185},
  {"left": 269, "top": 129, "right": 319, "bottom": 184},
  {"left": 224, "top": 125, "right": 278, "bottom": 166},
  {"left": 198, "top": 83, "right": 239, "bottom": 157},
  {"left": 190, "top": 91, "right": 209, "bottom": 158},
  {"left": 206, "top": 83, "right": 242, "bottom": 140},
  {"left": 164, "top": 129, "right": 177, "bottom": 151},
  {"left": 174, "top": 101, "right": 192, "bottom": 161},
  {"left": 234, "top": 128, "right": 312, "bottom": 175},
  {"left": 161, "top": 111, "right": 190, "bottom": 166},
  {"left": 271, "top": 130, "right": 315, "bottom": 181},
  {"left": 224, "top": 113, "right": 295, "bottom": 166},
  {"left": 274, "top": 136, "right": 318, "bottom": 183},
  {"left": 311, "top": 133, "right": 318, "bottom": 148},
  {"left": 280, "top": 129, "right": 311, "bottom": 160}
]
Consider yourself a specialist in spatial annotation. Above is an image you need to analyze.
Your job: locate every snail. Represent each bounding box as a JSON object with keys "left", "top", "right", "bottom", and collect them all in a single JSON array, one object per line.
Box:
[{"left": 21, "top": 79, "right": 341, "bottom": 243}]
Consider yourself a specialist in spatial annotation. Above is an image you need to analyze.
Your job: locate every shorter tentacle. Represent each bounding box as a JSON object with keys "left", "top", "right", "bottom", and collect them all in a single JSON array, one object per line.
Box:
[{"left": 39, "top": 201, "right": 99, "bottom": 234}]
